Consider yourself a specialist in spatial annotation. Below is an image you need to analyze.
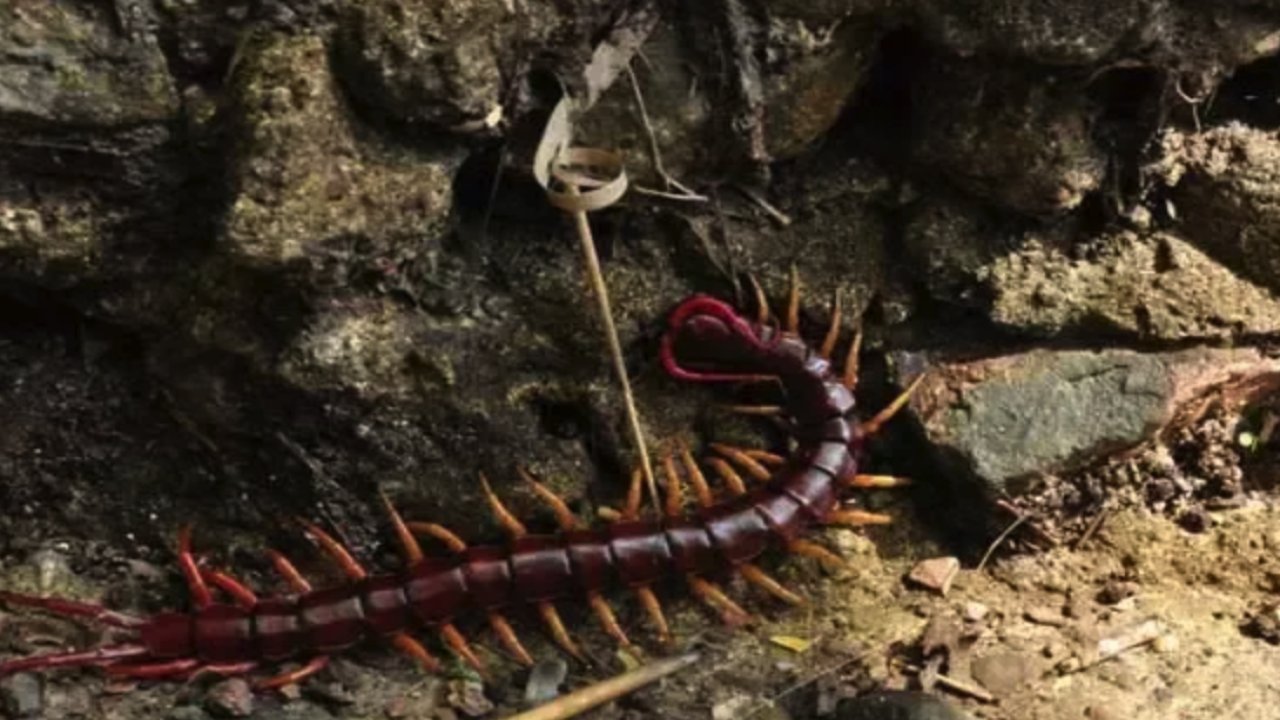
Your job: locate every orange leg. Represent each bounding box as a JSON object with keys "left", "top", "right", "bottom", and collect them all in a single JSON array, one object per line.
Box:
[
  {"left": 489, "top": 612, "right": 534, "bottom": 667},
  {"left": 748, "top": 274, "right": 771, "bottom": 325},
  {"left": 480, "top": 473, "right": 528, "bottom": 538},
  {"left": 297, "top": 519, "right": 367, "bottom": 580},
  {"left": 662, "top": 454, "right": 684, "bottom": 518},
  {"left": 588, "top": 592, "right": 632, "bottom": 648},
  {"left": 787, "top": 539, "right": 847, "bottom": 572},
  {"left": 706, "top": 457, "right": 747, "bottom": 496},
  {"left": 266, "top": 549, "right": 312, "bottom": 593},
  {"left": 518, "top": 467, "right": 579, "bottom": 530},
  {"left": 538, "top": 602, "right": 584, "bottom": 660},
  {"left": 827, "top": 509, "right": 893, "bottom": 527},
  {"left": 390, "top": 633, "right": 442, "bottom": 673},
  {"left": 785, "top": 265, "right": 801, "bottom": 335},
  {"left": 256, "top": 655, "right": 330, "bottom": 690},
  {"left": 201, "top": 569, "right": 258, "bottom": 609},
  {"left": 738, "top": 563, "right": 806, "bottom": 606},
  {"left": 623, "top": 466, "right": 644, "bottom": 520},
  {"left": 842, "top": 474, "right": 911, "bottom": 489},
  {"left": 861, "top": 374, "right": 925, "bottom": 436},
  {"left": 820, "top": 289, "right": 842, "bottom": 360},
  {"left": 687, "top": 576, "right": 751, "bottom": 627},
  {"left": 177, "top": 526, "right": 213, "bottom": 609},
  {"left": 728, "top": 404, "right": 785, "bottom": 416},
  {"left": 381, "top": 492, "right": 425, "bottom": 564},
  {"left": 440, "top": 623, "right": 488, "bottom": 677},
  {"left": 744, "top": 449, "right": 786, "bottom": 467},
  {"left": 678, "top": 441, "right": 714, "bottom": 508},
  {"left": 406, "top": 521, "right": 468, "bottom": 553},
  {"left": 842, "top": 328, "right": 863, "bottom": 390},
  {"left": 710, "top": 443, "right": 772, "bottom": 482},
  {"left": 634, "top": 586, "right": 671, "bottom": 643}
]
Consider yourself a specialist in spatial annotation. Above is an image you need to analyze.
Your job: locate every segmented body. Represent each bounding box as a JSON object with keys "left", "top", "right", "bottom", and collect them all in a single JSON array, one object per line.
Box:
[{"left": 0, "top": 290, "right": 901, "bottom": 685}]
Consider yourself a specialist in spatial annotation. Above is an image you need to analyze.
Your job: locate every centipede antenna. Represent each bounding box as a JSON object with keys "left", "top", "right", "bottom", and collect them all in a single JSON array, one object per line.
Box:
[{"left": 0, "top": 591, "right": 145, "bottom": 629}]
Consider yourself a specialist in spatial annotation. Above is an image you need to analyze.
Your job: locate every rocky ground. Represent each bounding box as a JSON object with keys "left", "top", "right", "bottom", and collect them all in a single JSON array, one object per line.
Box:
[{"left": 3, "top": 1, "right": 1280, "bottom": 719}]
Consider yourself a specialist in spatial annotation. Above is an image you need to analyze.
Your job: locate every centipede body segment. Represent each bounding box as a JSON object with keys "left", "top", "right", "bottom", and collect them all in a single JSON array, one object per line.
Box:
[{"left": 0, "top": 278, "right": 917, "bottom": 690}]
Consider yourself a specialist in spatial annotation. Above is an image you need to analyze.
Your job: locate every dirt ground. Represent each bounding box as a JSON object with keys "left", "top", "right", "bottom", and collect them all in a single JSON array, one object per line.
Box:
[{"left": 2, "top": 299, "right": 1279, "bottom": 720}]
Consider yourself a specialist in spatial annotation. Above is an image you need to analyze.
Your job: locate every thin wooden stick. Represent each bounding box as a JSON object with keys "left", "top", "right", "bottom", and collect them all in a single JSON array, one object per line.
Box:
[
  {"left": 505, "top": 652, "right": 700, "bottom": 720},
  {"left": 564, "top": 183, "right": 660, "bottom": 514}
]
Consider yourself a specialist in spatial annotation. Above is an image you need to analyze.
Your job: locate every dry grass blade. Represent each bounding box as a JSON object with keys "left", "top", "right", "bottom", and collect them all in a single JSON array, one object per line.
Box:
[{"left": 505, "top": 652, "right": 700, "bottom": 720}]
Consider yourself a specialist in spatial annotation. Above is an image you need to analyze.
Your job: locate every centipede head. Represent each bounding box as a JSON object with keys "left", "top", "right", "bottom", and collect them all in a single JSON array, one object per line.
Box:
[{"left": 661, "top": 295, "right": 775, "bottom": 384}]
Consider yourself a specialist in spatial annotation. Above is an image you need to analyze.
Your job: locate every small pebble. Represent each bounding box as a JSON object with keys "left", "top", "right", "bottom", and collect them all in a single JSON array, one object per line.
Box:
[
  {"left": 908, "top": 557, "right": 960, "bottom": 596},
  {"left": 205, "top": 678, "right": 253, "bottom": 718},
  {"left": 447, "top": 680, "right": 493, "bottom": 718},
  {"left": 1024, "top": 605, "right": 1067, "bottom": 626},
  {"left": 970, "top": 650, "right": 1032, "bottom": 695},
  {"left": 0, "top": 673, "right": 42, "bottom": 718},
  {"left": 1097, "top": 580, "right": 1138, "bottom": 606},
  {"left": 1178, "top": 508, "right": 1212, "bottom": 533},
  {"left": 962, "top": 602, "right": 989, "bottom": 622},
  {"left": 524, "top": 658, "right": 567, "bottom": 704}
]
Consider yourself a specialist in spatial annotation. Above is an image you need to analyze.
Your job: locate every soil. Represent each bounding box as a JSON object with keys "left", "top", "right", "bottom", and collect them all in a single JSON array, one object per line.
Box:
[{"left": 2, "top": 300, "right": 1280, "bottom": 719}]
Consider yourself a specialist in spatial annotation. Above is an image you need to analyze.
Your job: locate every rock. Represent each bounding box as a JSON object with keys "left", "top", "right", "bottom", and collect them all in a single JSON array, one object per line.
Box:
[
  {"left": 204, "top": 678, "right": 253, "bottom": 718},
  {"left": 222, "top": 31, "right": 458, "bottom": 269},
  {"left": 334, "top": 0, "right": 595, "bottom": 130},
  {"left": 911, "top": 59, "right": 1103, "bottom": 215},
  {"left": 835, "top": 691, "right": 972, "bottom": 720},
  {"left": 446, "top": 680, "right": 493, "bottom": 718},
  {"left": 907, "top": 557, "right": 961, "bottom": 596},
  {"left": 524, "top": 658, "right": 567, "bottom": 704},
  {"left": 0, "top": 673, "right": 41, "bottom": 718},
  {"left": 970, "top": 650, "right": 1034, "bottom": 695},
  {"left": 985, "top": 231, "right": 1280, "bottom": 341},
  {"left": 906, "top": 347, "right": 1280, "bottom": 495},
  {"left": 1153, "top": 123, "right": 1280, "bottom": 295},
  {"left": 0, "top": 1, "right": 177, "bottom": 127},
  {"left": 962, "top": 601, "right": 989, "bottom": 622}
]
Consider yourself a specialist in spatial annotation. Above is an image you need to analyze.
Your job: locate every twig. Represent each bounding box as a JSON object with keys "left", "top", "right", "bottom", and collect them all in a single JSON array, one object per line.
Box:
[
  {"left": 975, "top": 511, "right": 1031, "bottom": 574},
  {"left": 625, "top": 63, "right": 704, "bottom": 201},
  {"left": 1074, "top": 506, "right": 1110, "bottom": 550},
  {"left": 900, "top": 663, "right": 996, "bottom": 703},
  {"left": 733, "top": 184, "right": 792, "bottom": 226},
  {"left": 563, "top": 182, "right": 660, "bottom": 514},
  {"left": 634, "top": 185, "right": 709, "bottom": 202},
  {"left": 504, "top": 652, "right": 700, "bottom": 720},
  {"left": 994, "top": 498, "right": 1057, "bottom": 546}
]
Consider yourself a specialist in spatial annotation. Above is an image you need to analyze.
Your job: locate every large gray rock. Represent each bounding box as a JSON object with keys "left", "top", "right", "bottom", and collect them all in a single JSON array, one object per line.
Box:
[{"left": 908, "top": 348, "right": 1280, "bottom": 495}]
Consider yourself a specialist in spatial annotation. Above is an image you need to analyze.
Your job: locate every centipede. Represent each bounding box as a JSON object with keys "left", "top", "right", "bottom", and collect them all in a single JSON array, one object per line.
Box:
[{"left": 0, "top": 276, "right": 920, "bottom": 692}]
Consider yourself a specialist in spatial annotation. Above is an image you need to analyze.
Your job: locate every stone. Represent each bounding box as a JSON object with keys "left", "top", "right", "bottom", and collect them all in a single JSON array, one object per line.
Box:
[
  {"left": 222, "top": 32, "right": 458, "bottom": 268},
  {"left": 911, "top": 59, "right": 1103, "bottom": 215},
  {"left": 0, "top": 673, "right": 41, "bottom": 718},
  {"left": 908, "top": 557, "right": 961, "bottom": 595},
  {"left": 985, "top": 231, "right": 1280, "bottom": 341},
  {"left": 1152, "top": 123, "right": 1280, "bottom": 295},
  {"left": 0, "top": 1, "right": 177, "bottom": 127},
  {"left": 204, "top": 678, "right": 253, "bottom": 718},
  {"left": 905, "top": 347, "right": 1280, "bottom": 495},
  {"left": 333, "top": 0, "right": 594, "bottom": 131},
  {"left": 970, "top": 650, "right": 1034, "bottom": 695}
]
